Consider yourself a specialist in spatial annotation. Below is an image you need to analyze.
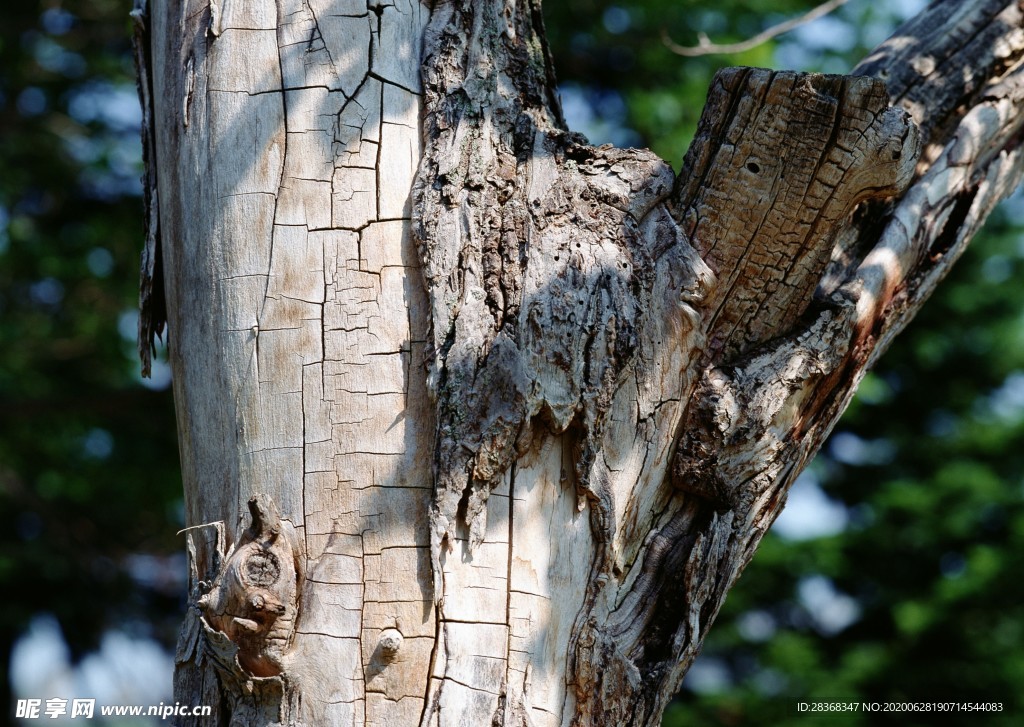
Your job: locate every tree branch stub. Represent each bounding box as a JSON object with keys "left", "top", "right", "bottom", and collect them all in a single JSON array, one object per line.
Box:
[
  {"left": 672, "top": 67, "right": 920, "bottom": 364},
  {"left": 197, "top": 495, "right": 303, "bottom": 680}
]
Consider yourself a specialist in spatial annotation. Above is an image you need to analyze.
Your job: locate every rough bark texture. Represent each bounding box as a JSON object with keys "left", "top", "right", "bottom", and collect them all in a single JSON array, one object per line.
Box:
[{"left": 142, "top": 0, "right": 1024, "bottom": 725}]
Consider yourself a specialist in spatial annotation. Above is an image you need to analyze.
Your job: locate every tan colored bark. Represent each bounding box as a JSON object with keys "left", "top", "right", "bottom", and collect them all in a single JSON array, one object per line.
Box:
[{"left": 136, "top": 0, "right": 1024, "bottom": 725}]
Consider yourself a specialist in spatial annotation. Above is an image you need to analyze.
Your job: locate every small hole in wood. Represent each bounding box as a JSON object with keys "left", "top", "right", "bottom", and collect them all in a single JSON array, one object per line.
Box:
[
  {"left": 891, "top": 150, "right": 902, "bottom": 160},
  {"left": 746, "top": 161, "right": 760, "bottom": 174}
]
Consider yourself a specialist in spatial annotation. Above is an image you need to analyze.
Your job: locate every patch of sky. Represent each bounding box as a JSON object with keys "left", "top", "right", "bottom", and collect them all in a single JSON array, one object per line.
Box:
[
  {"left": 140, "top": 356, "right": 174, "bottom": 391},
  {"left": 11, "top": 615, "right": 173, "bottom": 718},
  {"left": 125, "top": 552, "right": 189, "bottom": 597},
  {"left": 67, "top": 82, "right": 143, "bottom": 133},
  {"left": 31, "top": 34, "right": 86, "bottom": 78},
  {"left": 63, "top": 135, "right": 104, "bottom": 165},
  {"left": 793, "top": 14, "right": 856, "bottom": 53},
  {"left": 893, "top": 0, "right": 929, "bottom": 21},
  {"left": 79, "top": 164, "right": 144, "bottom": 200},
  {"left": 1000, "top": 186, "right": 1024, "bottom": 226},
  {"left": 737, "top": 609, "right": 777, "bottom": 643},
  {"left": 774, "top": 42, "right": 815, "bottom": 71},
  {"left": 829, "top": 431, "right": 896, "bottom": 467},
  {"left": 683, "top": 656, "right": 731, "bottom": 694},
  {"left": 559, "top": 83, "right": 642, "bottom": 148},
  {"left": 57, "top": 82, "right": 144, "bottom": 199},
  {"left": 977, "top": 370, "right": 1024, "bottom": 423},
  {"left": 981, "top": 254, "right": 1013, "bottom": 284},
  {"left": 569, "top": 31, "right": 595, "bottom": 56},
  {"left": 859, "top": 19, "right": 895, "bottom": 49},
  {"left": 773, "top": 470, "right": 849, "bottom": 541},
  {"left": 14, "top": 188, "right": 52, "bottom": 217},
  {"left": 118, "top": 309, "right": 139, "bottom": 343},
  {"left": 853, "top": 0, "right": 931, "bottom": 48},
  {"left": 774, "top": 0, "right": 935, "bottom": 73},
  {"left": 108, "top": 138, "right": 143, "bottom": 176},
  {"left": 798, "top": 575, "right": 861, "bottom": 636}
]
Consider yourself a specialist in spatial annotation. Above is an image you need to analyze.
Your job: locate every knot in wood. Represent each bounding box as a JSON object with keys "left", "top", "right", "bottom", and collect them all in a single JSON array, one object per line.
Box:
[
  {"left": 378, "top": 628, "right": 404, "bottom": 659},
  {"left": 195, "top": 495, "right": 301, "bottom": 678},
  {"left": 243, "top": 550, "right": 280, "bottom": 587}
]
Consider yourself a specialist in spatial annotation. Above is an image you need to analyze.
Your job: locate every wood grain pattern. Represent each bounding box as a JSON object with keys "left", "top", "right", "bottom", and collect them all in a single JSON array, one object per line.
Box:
[{"left": 150, "top": 1, "right": 1024, "bottom": 725}]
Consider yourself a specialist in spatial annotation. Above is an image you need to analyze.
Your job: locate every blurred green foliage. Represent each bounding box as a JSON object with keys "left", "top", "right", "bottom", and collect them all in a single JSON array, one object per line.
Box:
[
  {"left": 544, "top": 0, "right": 913, "bottom": 164},
  {"left": 0, "top": 0, "right": 182, "bottom": 721},
  {"left": 2, "top": 1, "right": 1022, "bottom": 726}
]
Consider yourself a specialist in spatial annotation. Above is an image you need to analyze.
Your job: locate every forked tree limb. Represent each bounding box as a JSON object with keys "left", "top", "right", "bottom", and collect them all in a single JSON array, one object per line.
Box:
[
  {"left": 414, "top": 1, "right": 1024, "bottom": 724},
  {"left": 146, "top": 0, "right": 1024, "bottom": 724}
]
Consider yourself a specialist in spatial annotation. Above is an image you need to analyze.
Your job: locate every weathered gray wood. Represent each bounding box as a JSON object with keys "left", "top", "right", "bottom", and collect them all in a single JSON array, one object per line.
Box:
[
  {"left": 673, "top": 68, "right": 919, "bottom": 362},
  {"left": 144, "top": 0, "right": 1024, "bottom": 725}
]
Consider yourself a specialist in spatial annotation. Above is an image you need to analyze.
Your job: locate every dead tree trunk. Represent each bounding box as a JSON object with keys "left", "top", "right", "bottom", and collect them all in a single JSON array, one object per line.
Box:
[{"left": 135, "top": 0, "right": 1024, "bottom": 724}]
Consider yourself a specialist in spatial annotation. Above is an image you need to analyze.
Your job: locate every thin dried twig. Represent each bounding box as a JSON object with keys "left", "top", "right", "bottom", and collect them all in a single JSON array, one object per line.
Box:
[{"left": 663, "top": 0, "right": 850, "bottom": 57}]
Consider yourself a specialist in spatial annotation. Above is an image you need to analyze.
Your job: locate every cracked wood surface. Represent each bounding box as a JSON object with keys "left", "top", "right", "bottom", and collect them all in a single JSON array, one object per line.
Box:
[
  {"left": 148, "top": 0, "right": 1024, "bottom": 725},
  {"left": 154, "top": 2, "right": 434, "bottom": 725}
]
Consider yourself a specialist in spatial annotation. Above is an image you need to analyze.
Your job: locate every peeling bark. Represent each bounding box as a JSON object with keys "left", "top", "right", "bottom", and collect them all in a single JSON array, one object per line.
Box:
[
  {"left": 132, "top": 0, "right": 165, "bottom": 377},
  {"left": 146, "top": 0, "right": 1024, "bottom": 725},
  {"left": 416, "top": 0, "right": 711, "bottom": 567}
]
